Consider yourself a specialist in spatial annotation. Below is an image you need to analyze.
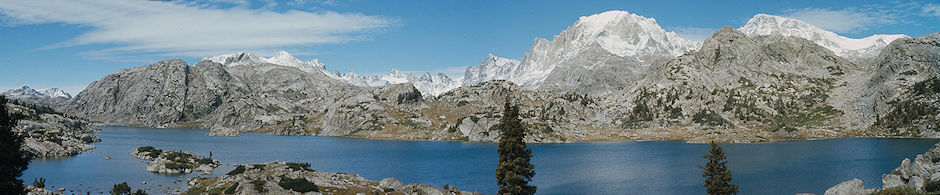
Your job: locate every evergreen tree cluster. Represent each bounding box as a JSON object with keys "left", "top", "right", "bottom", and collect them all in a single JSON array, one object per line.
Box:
[
  {"left": 495, "top": 101, "right": 537, "bottom": 195},
  {"left": 0, "top": 96, "right": 31, "bottom": 194}
]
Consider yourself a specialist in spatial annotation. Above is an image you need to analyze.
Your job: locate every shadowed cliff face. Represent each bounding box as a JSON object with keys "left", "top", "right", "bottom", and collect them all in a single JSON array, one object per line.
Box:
[
  {"left": 55, "top": 30, "right": 940, "bottom": 143},
  {"left": 863, "top": 33, "right": 940, "bottom": 135}
]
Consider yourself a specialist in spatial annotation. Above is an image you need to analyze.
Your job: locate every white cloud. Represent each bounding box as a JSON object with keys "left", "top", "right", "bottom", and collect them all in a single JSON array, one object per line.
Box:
[
  {"left": 0, "top": 0, "right": 392, "bottom": 58},
  {"left": 783, "top": 7, "right": 897, "bottom": 33},
  {"left": 670, "top": 27, "right": 715, "bottom": 42},
  {"left": 924, "top": 4, "right": 940, "bottom": 17}
]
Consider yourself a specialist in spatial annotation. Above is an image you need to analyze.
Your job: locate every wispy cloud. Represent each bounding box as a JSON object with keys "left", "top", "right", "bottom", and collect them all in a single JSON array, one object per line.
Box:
[
  {"left": 0, "top": 0, "right": 393, "bottom": 59},
  {"left": 670, "top": 27, "right": 715, "bottom": 42},
  {"left": 924, "top": 4, "right": 940, "bottom": 17},
  {"left": 782, "top": 6, "right": 899, "bottom": 33}
]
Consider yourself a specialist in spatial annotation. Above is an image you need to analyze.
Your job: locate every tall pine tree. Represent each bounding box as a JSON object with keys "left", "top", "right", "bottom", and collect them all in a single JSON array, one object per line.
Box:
[
  {"left": 700, "top": 142, "right": 738, "bottom": 195},
  {"left": 495, "top": 101, "right": 536, "bottom": 195},
  {"left": 0, "top": 96, "right": 30, "bottom": 194}
]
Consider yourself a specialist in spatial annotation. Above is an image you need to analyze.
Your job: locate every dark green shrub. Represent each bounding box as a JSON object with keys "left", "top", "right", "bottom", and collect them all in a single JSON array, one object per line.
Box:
[
  {"left": 692, "top": 109, "right": 729, "bottom": 127},
  {"left": 165, "top": 162, "right": 193, "bottom": 170},
  {"left": 131, "top": 189, "right": 147, "bottom": 195},
  {"left": 165, "top": 151, "right": 194, "bottom": 161},
  {"left": 223, "top": 182, "right": 239, "bottom": 194},
  {"left": 194, "top": 157, "right": 214, "bottom": 165},
  {"left": 278, "top": 177, "right": 318, "bottom": 193},
  {"left": 251, "top": 180, "right": 267, "bottom": 193},
  {"left": 33, "top": 177, "right": 45, "bottom": 188},
  {"left": 110, "top": 182, "right": 131, "bottom": 195},
  {"left": 286, "top": 162, "right": 313, "bottom": 171},
  {"left": 871, "top": 185, "right": 922, "bottom": 195},
  {"left": 226, "top": 165, "right": 246, "bottom": 175},
  {"left": 925, "top": 179, "right": 940, "bottom": 193}
]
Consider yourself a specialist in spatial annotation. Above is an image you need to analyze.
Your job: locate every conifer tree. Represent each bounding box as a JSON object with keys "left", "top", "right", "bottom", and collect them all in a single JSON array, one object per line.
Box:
[
  {"left": 495, "top": 101, "right": 536, "bottom": 195},
  {"left": 700, "top": 142, "right": 738, "bottom": 195},
  {"left": 0, "top": 96, "right": 30, "bottom": 194}
]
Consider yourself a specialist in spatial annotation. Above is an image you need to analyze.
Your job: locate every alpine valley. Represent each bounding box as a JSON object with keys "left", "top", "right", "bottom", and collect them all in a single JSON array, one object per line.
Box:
[{"left": 15, "top": 10, "right": 940, "bottom": 143}]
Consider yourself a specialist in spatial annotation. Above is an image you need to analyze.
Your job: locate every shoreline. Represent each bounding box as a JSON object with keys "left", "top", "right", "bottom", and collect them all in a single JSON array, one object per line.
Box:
[{"left": 91, "top": 125, "right": 933, "bottom": 144}]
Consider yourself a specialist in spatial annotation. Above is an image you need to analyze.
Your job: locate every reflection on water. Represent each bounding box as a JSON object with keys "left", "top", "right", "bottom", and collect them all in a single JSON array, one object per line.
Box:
[{"left": 22, "top": 126, "right": 939, "bottom": 194}]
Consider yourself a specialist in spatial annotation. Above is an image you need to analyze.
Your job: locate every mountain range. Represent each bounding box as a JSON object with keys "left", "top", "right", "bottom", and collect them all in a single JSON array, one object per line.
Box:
[
  {"left": 2, "top": 86, "right": 72, "bottom": 99},
  {"left": 14, "top": 10, "right": 939, "bottom": 143}
]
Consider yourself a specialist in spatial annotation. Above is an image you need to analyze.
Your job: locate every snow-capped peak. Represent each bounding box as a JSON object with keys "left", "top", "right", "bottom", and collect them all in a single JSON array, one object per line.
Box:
[
  {"left": 462, "top": 54, "right": 520, "bottom": 86},
  {"left": 2, "top": 86, "right": 72, "bottom": 99},
  {"left": 204, "top": 52, "right": 266, "bottom": 67},
  {"left": 462, "top": 10, "right": 698, "bottom": 89},
  {"left": 333, "top": 68, "right": 463, "bottom": 97},
  {"left": 568, "top": 10, "right": 699, "bottom": 57},
  {"left": 739, "top": 14, "right": 909, "bottom": 59},
  {"left": 204, "top": 51, "right": 331, "bottom": 76}
]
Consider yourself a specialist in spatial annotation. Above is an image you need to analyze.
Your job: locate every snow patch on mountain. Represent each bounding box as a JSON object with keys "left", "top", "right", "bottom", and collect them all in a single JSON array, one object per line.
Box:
[
  {"left": 462, "top": 10, "right": 698, "bottom": 89},
  {"left": 335, "top": 69, "right": 463, "bottom": 97},
  {"left": 462, "top": 54, "right": 521, "bottom": 87},
  {"left": 205, "top": 51, "right": 332, "bottom": 76},
  {"left": 739, "top": 14, "right": 909, "bottom": 60},
  {"left": 2, "top": 86, "right": 72, "bottom": 99},
  {"left": 206, "top": 51, "right": 462, "bottom": 97}
]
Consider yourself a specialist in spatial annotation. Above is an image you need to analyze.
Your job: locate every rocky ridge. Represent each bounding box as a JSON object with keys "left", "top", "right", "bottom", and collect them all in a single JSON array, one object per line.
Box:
[
  {"left": 6, "top": 99, "right": 99, "bottom": 158},
  {"left": 132, "top": 146, "right": 220, "bottom": 174},
  {"left": 185, "top": 161, "right": 482, "bottom": 195},
  {"left": 739, "top": 14, "right": 908, "bottom": 60}
]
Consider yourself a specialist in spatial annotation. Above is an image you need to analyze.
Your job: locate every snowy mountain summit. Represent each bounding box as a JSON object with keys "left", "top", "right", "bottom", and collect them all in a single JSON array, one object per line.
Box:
[
  {"left": 568, "top": 10, "right": 698, "bottom": 57},
  {"left": 463, "top": 10, "right": 698, "bottom": 89},
  {"left": 739, "top": 14, "right": 908, "bottom": 60},
  {"left": 205, "top": 51, "right": 461, "bottom": 97},
  {"left": 2, "top": 86, "right": 72, "bottom": 99},
  {"left": 205, "top": 51, "right": 331, "bottom": 76}
]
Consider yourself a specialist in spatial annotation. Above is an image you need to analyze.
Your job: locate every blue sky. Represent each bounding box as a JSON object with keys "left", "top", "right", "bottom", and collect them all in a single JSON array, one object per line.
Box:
[{"left": 1, "top": 0, "right": 939, "bottom": 94}]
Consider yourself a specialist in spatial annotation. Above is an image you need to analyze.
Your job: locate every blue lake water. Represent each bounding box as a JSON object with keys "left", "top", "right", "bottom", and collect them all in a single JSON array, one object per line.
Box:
[{"left": 22, "top": 126, "right": 940, "bottom": 194}]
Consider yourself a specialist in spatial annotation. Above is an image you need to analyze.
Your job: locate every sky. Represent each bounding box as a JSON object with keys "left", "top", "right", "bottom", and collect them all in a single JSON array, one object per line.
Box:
[{"left": 1, "top": 0, "right": 939, "bottom": 94}]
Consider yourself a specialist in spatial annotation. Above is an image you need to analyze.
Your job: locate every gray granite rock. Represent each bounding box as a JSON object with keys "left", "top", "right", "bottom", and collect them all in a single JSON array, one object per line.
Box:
[
  {"left": 379, "top": 178, "right": 404, "bottom": 191},
  {"left": 824, "top": 178, "right": 864, "bottom": 195}
]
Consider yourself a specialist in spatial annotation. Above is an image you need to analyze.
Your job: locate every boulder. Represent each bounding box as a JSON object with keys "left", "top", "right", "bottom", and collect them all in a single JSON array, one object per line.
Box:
[
  {"left": 379, "top": 178, "right": 404, "bottom": 191},
  {"left": 207, "top": 126, "right": 240, "bottom": 136},
  {"left": 925, "top": 143, "right": 940, "bottom": 163},
  {"left": 895, "top": 158, "right": 912, "bottom": 180},
  {"left": 825, "top": 178, "right": 864, "bottom": 195},
  {"left": 910, "top": 175, "right": 925, "bottom": 190},
  {"left": 402, "top": 184, "right": 446, "bottom": 195},
  {"left": 883, "top": 174, "right": 905, "bottom": 189},
  {"left": 913, "top": 155, "right": 932, "bottom": 179},
  {"left": 930, "top": 172, "right": 940, "bottom": 182},
  {"left": 443, "top": 185, "right": 460, "bottom": 192}
]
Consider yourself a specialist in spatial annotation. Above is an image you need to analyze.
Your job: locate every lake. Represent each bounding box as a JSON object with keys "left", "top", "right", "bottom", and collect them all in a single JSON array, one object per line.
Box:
[{"left": 23, "top": 126, "right": 939, "bottom": 194}]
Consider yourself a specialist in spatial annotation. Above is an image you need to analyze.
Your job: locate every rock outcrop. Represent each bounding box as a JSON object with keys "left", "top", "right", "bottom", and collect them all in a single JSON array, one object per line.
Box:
[
  {"left": 6, "top": 100, "right": 99, "bottom": 158},
  {"left": 824, "top": 178, "right": 866, "bottom": 195},
  {"left": 881, "top": 142, "right": 940, "bottom": 191},
  {"left": 827, "top": 142, "right": 940, "bottom": 193},
  {"left": 186, "top": 161, "right": 482, "bottom": 195},
  {"left": 131, "top": 146, "right": 219, "bottom": 174}
]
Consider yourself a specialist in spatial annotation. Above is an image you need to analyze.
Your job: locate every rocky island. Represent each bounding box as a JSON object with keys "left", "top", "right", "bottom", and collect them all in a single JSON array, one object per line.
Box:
[
  {"left": 186, "top": 161, "right": 481, "bottom": 195},
  {"left": 132, "top": 146, "right": 220, "bottom": 174}
]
